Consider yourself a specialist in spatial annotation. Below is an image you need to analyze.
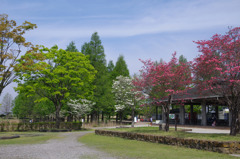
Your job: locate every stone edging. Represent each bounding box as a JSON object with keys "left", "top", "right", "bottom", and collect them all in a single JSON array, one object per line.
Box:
[
  {"left": 39, "top": 129, "right": 72, "bottom": 132},
  {"left": 0, "top": 135, "right": 20, "bottom": 140},
  {"left": 95, "top": 130, "right": 240, "bottom": 154}
]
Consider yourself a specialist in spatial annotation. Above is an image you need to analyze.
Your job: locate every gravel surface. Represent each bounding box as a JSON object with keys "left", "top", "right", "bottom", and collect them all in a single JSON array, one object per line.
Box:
[{"left": 0, "top": 131, "right": 118, "bottom": 159}]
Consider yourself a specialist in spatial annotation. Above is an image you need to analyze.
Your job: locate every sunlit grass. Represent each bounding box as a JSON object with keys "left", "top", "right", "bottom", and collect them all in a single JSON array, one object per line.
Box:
[
  {"left": 0, "top": 131, "right": 59, "bottom": 145},
  {"left": 79, "top": 133, "right": 236, "bottom": 159}
]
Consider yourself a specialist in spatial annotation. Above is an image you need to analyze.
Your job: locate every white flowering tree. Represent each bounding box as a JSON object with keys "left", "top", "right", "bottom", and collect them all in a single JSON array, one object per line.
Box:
[
  {"left": 1, "top": 93, "right": 13, "bottom": 118},
  {"left": 67, "top": 99, "right": 95, "bottom": 121},
  {"left": 112, "top": 76, "right": 143, "bottom": 127}
]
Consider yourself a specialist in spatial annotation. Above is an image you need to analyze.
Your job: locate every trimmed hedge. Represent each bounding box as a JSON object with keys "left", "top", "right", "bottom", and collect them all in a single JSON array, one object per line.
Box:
[
  {"left": 0, "top": 121, "right": 82, "bottom": 132},
  {"left": 95, "top": 129, "right": 240, "bottom": 154}
]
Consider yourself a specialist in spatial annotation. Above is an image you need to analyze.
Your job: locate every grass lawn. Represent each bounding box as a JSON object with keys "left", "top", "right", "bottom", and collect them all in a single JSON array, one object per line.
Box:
[
  {"left": 79, "top": 133, "right": 237, "bottom": 159},
  {"left": 106, "top": 127, "right": 240, "bottom": 141},
  {"left": 0, "top": 132, "right": 58, "bottom": 145}
]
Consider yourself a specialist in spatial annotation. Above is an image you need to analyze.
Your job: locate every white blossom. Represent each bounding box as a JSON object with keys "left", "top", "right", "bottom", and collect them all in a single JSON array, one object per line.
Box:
[
  {"left": 112, "top": 76, "right": 143, "bottom": 112},
  {"left": 67, "top": 99, "right": 95, "bottom": 117}
]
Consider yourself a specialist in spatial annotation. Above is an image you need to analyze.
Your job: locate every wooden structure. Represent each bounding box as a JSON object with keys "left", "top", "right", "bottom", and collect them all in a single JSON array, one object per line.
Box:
[{"left": 161, "top": 87, "right": 230, "bottom": 126}]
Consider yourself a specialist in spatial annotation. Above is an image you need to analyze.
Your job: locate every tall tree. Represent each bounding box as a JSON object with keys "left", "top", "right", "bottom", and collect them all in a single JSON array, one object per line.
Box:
[
  {"left": 81, "top": 32, "right": 108, "bottom": 122},
  {"left": 133, "top": 53, "right": 192, "bottom": 131},
  {"left": 66, "top": 41, "right": 79, "bottom": 52},
  {"left": 107, "top": 60, "right": 115, "bottom": 73},
  {"left": 15, "top": 45, "right": 96, "bottom": 128},
  {"left": 1, "top": 93, "right": 13, "bottom": 118},
  {"left": 0, "top": 14, "right": 37, "bottom": 95},
  {"left": 112, "top": 55, "right": 130, "bottom": 79},
  {"left": 193, "top": 27, "right": 240, "bottom": 136}
]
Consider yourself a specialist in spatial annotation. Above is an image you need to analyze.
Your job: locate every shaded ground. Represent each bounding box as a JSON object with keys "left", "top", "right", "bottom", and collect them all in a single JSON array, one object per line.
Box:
[{"left": 0, "top": 131, "right": 117, "bottom": 159}]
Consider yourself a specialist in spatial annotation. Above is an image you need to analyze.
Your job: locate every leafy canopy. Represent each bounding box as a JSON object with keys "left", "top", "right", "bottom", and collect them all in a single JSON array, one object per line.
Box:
[{"left": 14, "top": 45, "right": 96, "bottom": 126}]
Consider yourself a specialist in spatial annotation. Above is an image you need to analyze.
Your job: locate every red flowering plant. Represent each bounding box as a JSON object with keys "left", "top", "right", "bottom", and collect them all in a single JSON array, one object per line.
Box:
[
  {"left": 193, "top": 27, "right": 240, "bottom": 135},
  {"left": 133, "top": 53, "right": 192, "bottom": 131}
]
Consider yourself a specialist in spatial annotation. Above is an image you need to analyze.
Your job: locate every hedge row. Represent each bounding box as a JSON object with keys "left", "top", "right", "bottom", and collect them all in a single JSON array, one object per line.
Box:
[
  {"left": 95, "top": 130, "right": 240, "bottom": 154},
  {"left": 0, "top": 121, "right": 82, "bottom": 132}
]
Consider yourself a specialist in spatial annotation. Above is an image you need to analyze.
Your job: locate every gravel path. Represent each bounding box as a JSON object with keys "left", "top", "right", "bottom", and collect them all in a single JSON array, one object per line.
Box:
[{"left": 0, "top": 131, "right": 117, "bottom": 159}]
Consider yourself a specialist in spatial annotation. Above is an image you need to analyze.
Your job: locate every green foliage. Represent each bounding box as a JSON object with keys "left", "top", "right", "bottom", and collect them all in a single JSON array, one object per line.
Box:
[
  {"left": 81, "top": 32, "right": 106, "bottom": 67},
  {"left": 179, "top": 55, "right": 187, "bottom": 63},
  {"left": 13, "top": 91, "right": 55, "bottom": 118},
  {"left": 111, "top": 55, "right": 130, "bottom": 79},
  {"left": 107, "top": 60, "right": 114, "bottom": 73},
  {"left": 13, "top": 92, "right": 35, "bottom": 118},
  {"left": 184, "top": 105, "right": 202, "bottom": 114},
  {"left": 139, "top": 106, "right": 155, "bottom": 118},
  {"left": 15, "top": 45, "right": 96, "bottom": 128},
  {"left": 81, "top": 32, "right": 113, "bottom": 119},
  {"left": 66, "top": 41, "right": 79, "bottom": 52},
  {"left": 13, "top": 92, "right": 55, "bottom": 118}
]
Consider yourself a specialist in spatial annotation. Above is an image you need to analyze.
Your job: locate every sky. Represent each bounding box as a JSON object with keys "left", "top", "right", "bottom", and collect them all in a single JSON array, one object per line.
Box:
[{"left": 1, "top": 0, "right": 240, "bottom": 102}]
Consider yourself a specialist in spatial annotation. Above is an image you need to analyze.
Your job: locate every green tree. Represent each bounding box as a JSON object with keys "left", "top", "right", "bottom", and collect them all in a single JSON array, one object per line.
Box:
[
  {"left": 15, "top": 45, "right": 96, "bottom": 128},
  {"left": 13, "top": 92, "right": 35, "bottom": 118},
  {"left": 81, "top": 32, "right": 108, "bottom": 122},
  {"left": 107, "top": 60, "right": 115, "bottom": 73},
  {"left": 0, "top": 14, "right": 37, "bottom": 95},
  {"left": 179, "top": 55, "right": 187, "bottom": 63},
  {"left": 66, "top": 41, "right": 79, "bottom": 52},
  {"left": 112, "top": 55, "right": 130, "bottom": 79},
  {"left": 13, "top": 92, "right": 55, "bottom": 119}
]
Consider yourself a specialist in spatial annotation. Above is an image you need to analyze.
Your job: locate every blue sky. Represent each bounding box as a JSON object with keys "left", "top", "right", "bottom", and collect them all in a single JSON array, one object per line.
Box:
[{"left": 1, "top": 0, "right": 240, "bottom": 101}]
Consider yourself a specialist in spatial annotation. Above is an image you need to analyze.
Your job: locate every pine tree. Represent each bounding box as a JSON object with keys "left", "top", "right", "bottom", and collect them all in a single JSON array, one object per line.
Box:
[
  {"left": 66, "top": 41, "right": 79, "bottom": 52},
  {"left": 112, "top": 55, "right": 130, "bottom": 79},
  {"left": 81, "top": 32, "right": 108, "bottom": 122}
]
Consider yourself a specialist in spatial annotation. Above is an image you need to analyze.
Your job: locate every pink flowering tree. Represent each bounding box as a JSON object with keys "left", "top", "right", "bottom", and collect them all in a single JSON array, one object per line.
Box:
[
  {"left": 193, "top": 27, "right": 240, "bottom": 136},
  {"left": 133, "top": 53, "right": 192, "bottom": 131}
]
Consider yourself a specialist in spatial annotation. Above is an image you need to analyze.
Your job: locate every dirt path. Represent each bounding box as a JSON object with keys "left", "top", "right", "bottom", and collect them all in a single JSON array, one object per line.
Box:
[{"left": 0, "top": 131, "right": 117, "bottom": 159}]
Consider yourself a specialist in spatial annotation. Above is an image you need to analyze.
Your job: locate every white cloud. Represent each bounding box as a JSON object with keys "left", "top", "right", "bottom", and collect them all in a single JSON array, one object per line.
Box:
[{"left": 24, "top": 0, "right": 240, "bottom": 40}]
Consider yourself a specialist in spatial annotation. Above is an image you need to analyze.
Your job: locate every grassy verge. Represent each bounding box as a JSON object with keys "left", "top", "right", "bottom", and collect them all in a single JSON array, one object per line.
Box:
[
  {"left": 0, "top": 132, "right": 59, "bottom": 145},
  {"left": 106, "top": 127, "right": 240, "bottom": 141},
  {"left": 79, "top": 133, "right": 236, "bottom": 159}
]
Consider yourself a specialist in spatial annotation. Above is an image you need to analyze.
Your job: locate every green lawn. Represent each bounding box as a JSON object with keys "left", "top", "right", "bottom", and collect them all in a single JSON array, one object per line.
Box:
[
  {"left": 106, "top": 127, "right": 240, "bottom": 141},
  {"left": 79, "top": 133, "right": 237, "bottom": 159},
  {"left": 0, "top": 132, "right": 58, "bottom": 145}
]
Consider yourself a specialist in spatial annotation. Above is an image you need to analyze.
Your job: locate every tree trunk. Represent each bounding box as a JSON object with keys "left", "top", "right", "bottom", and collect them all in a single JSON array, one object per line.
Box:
[
  {"left": 164, "top": 95, "right": 172, "bottom": 132},
  {"left": 175, "top": 115, "right": 178, "bottom": 131},
  {"left": 230, "top": 106, "right": 239, "bottom": 136},
  {"left": 120, "top": 112, "right": 123, "bottom": 124},
  {"left": 102, "top": 111, "right": 104, "bottom": 122},
  {"left": 164, "top": 109, "right": 170, "bottom": 131},
  {"left": 97, "top": 111, "right": 100, "bottom": 123},
  {"left": 55, "top": 105, "right": 61, "bottom": 129},
  {"left": 87, "top": 115, "right": 89, "bottom": 123},
  {"left": 116, "top": 113, "right": 118, "bottom": 124},
  {"left": 67, "top": 114, "right": 73, "bottom": 122},
  {"left": 229, "top": 95, "right": 239, "bottom": 136},
  {"left": 131, "top": 107, "right": 135, "bottom": 127},
  {"left": 91, "top": 113, "right": 94, "bottom": 123}
]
